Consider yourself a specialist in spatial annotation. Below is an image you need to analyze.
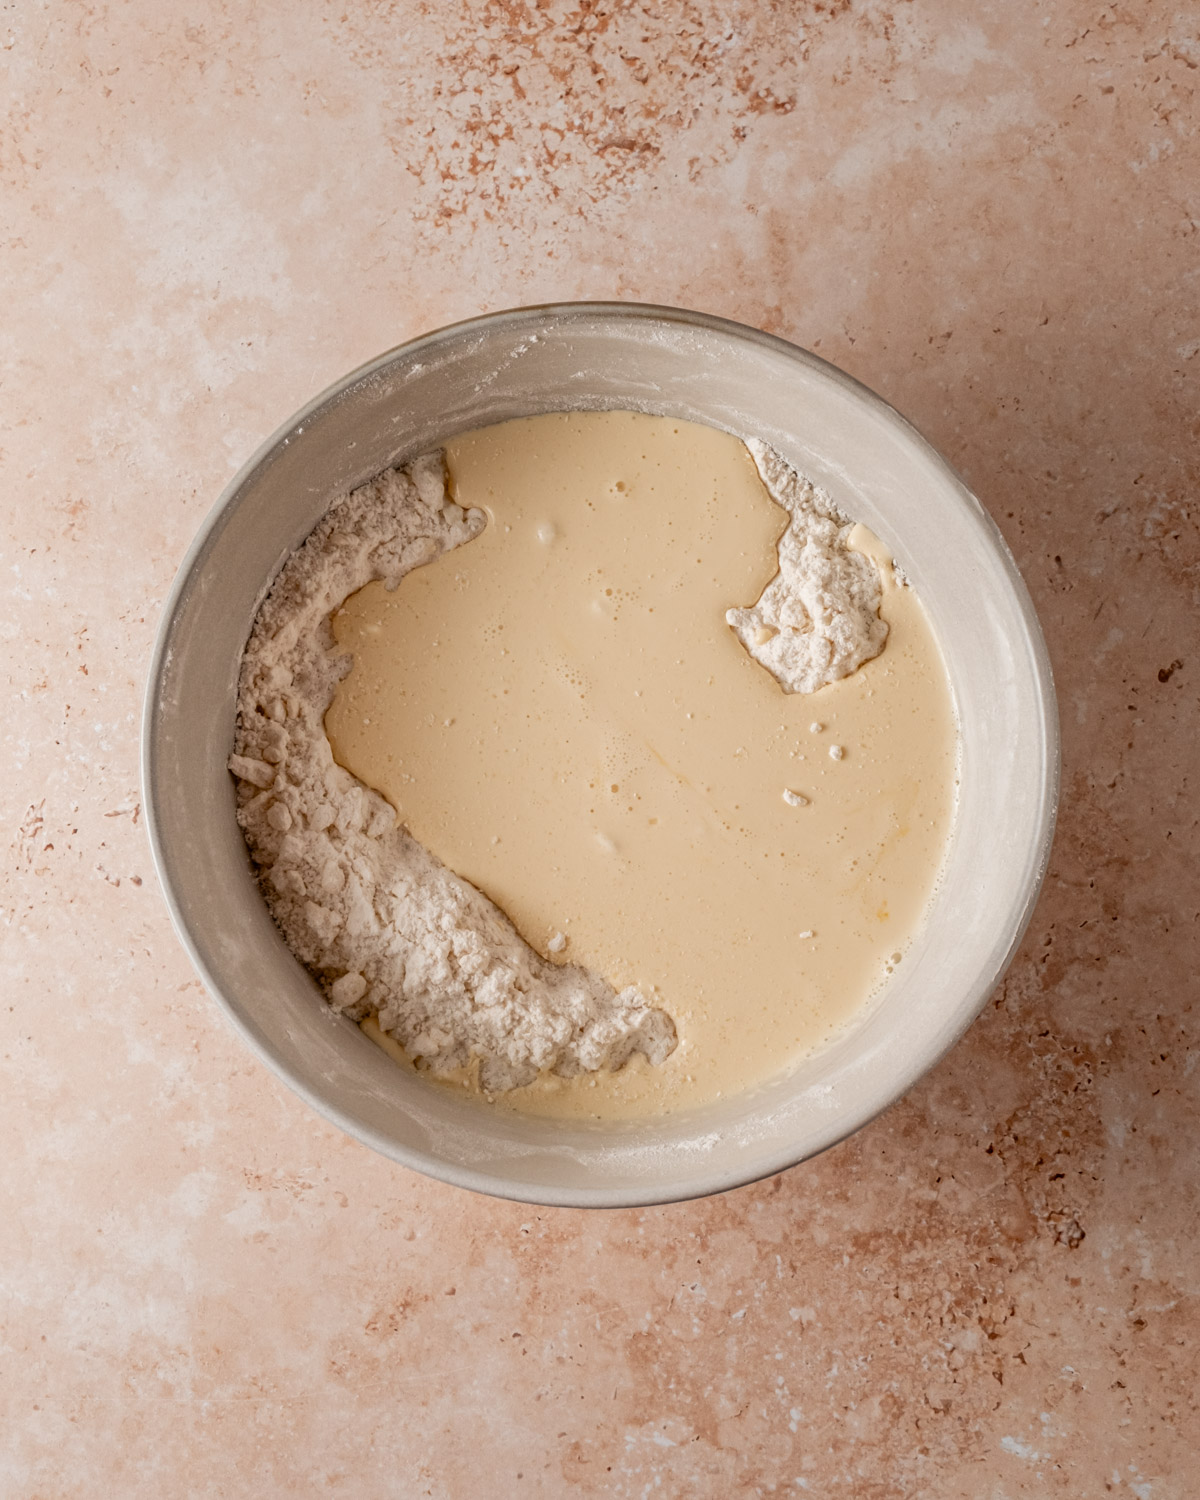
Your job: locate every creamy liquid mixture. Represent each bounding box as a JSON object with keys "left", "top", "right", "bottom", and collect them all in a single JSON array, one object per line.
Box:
[{"left": 326, "top": 412, "right": 958, "bottom": 1120}]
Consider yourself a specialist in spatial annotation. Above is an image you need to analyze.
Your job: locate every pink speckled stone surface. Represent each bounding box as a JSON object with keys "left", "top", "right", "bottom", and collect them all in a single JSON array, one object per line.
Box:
[{"left": 3, "top": 3, "right": 1197, "bottom": 1495}]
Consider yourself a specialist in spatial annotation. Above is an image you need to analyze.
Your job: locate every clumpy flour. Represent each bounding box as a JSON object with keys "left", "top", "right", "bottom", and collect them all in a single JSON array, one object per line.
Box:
[{"left": 229, "top": 454, "right": 677, "bottom": 1092}]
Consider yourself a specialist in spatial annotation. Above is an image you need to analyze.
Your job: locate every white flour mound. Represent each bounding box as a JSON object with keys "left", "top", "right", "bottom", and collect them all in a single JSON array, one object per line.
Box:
[
  {"left": 229, "top": 454, "right": 677, "bottom": 1092},
  {"left": 725, "top": 440, "right": 889, "bottom": 693}
]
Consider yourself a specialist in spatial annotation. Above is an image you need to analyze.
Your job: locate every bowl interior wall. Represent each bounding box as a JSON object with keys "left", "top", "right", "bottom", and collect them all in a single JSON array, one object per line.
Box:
[{"left": 145, "top": 306, "right": 1056, "bottom": 1206}]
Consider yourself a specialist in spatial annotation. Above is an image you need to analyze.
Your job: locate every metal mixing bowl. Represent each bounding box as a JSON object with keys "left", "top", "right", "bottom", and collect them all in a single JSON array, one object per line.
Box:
[{"left": 143, "top": 303, "right": 1058, "bottom": 1207}]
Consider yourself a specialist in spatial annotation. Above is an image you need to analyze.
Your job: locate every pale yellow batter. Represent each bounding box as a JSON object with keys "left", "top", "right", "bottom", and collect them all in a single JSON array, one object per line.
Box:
[{"left": 327, "top": 412, "right": 958, "bottom": 1120}]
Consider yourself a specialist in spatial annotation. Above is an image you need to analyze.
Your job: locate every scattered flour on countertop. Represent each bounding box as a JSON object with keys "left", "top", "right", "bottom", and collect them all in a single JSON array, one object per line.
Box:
[
  {"left": 229, "top": 439, "right": 891, "bottom": 1093},
  {"left": 229, "top": 453, "right": 676, "bottom": 1091},
  {"left": 725, "top": 440, "right": 889, "bottom": 693}
]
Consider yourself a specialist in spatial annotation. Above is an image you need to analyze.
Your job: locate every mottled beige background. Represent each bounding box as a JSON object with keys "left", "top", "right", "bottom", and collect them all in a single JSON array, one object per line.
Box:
[{"left": 3, "top": 2, "right": 1197, "bottom": 1496}]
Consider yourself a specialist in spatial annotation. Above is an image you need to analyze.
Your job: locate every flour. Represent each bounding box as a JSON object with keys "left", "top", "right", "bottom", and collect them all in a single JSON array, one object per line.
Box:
[
  {"left": 725, "top": 440, "right": 889, "bottom": 693},
  {"left": 229, "top": 454, "right": 677, "bottom": 1091},
  {"left": 229, "top": 436, "right": 889, "bottom": 1093}
]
